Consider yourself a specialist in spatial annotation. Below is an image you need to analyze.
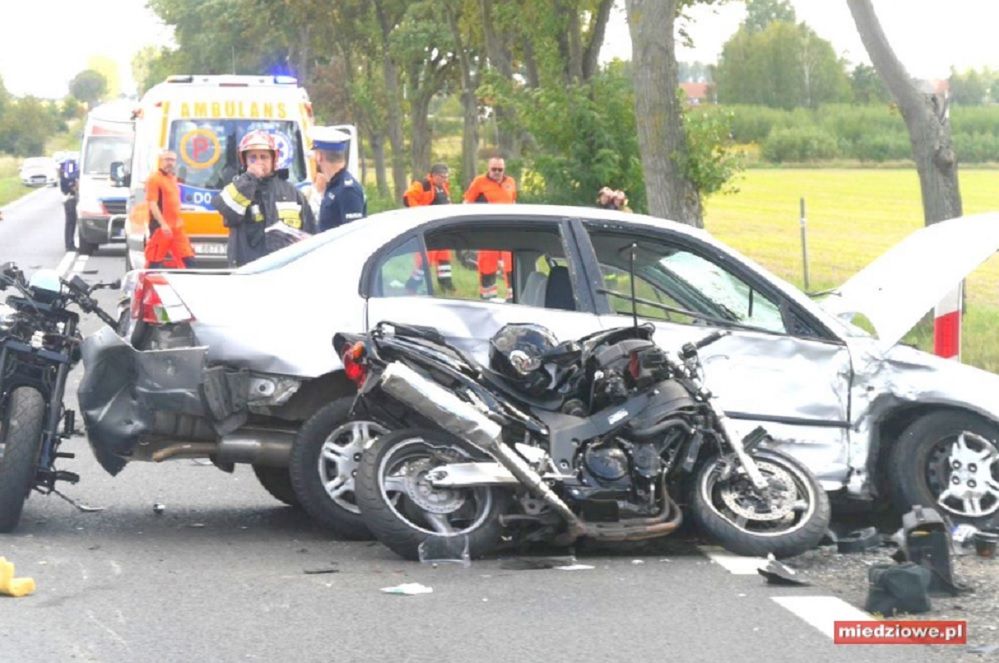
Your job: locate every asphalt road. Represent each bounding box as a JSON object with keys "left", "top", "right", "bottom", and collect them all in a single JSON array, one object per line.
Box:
[{"left": 0, "top": 189, "right": 942, "bottom": 662}]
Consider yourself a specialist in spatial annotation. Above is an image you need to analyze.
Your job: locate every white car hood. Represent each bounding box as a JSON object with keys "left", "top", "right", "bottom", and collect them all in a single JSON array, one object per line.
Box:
[{"left": 820, "top": 213, "right": 999, "bottom": 350}]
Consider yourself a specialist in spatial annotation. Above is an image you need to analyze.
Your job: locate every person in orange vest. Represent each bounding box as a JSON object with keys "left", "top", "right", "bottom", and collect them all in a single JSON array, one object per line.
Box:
[
  {"left": 144, "top": 149, "right": 195, "bottom": 268},
  {"left": 463, "top": 156, "right": 516, "bottom": 300},
  {"left": 403, "top": 163, "right": 454, "bottom": 292}
]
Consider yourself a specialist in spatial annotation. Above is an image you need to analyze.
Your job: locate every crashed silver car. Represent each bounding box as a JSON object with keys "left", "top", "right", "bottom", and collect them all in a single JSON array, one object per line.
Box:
[{"left": 79, "top": 206, "right": 999, "bottom": 536}]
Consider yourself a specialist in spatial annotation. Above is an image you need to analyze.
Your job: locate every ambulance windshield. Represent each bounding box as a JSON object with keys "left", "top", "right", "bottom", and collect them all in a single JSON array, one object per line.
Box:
[{"left": 168, "top": 119, "right": 307, "bottom": 190}]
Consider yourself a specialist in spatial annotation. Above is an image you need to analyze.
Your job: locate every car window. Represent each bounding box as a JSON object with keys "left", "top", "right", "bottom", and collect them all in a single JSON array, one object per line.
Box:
[
  {"left": 587, "top": 230, "right": 787, "bottom": 333},
  {"left": 370, "top": 220, "right": 577, "bottom": 310}
]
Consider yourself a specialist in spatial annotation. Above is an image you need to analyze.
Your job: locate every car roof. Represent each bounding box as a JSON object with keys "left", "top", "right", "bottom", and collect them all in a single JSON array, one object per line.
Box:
[{"left": 364, "top": 203, "right": 715, "bottom": 243}]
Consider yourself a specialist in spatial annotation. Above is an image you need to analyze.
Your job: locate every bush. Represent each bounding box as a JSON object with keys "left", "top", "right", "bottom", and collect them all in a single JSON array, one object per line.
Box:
[
  {"left": 761, "top": 127, "right": 839, "bottom": 162},
  {"left": 727, "top": 105, "right": 791, "bottom": 143},
  {"left": 953, "top": 132, "right": 999, "bottom": 164},
  {"left": 852, "top": 132, "right": 911, "bottom": 162},
  {"left": 951, "top": 105, "right": 999, "bottom": 138}
]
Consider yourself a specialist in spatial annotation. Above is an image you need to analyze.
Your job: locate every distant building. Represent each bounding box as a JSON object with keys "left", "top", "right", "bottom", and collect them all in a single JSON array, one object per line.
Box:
[{"left": 679, "top": 82, "right": 715, "bottom": 105}]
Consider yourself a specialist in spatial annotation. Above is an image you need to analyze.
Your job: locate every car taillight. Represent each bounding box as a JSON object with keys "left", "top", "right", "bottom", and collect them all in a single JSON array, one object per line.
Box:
[
  {"left": 131, "top": 272, "right": 195, "bottom": 325},
  {"left": 342, "top": 341, "right": 368, "bottom": 387}
]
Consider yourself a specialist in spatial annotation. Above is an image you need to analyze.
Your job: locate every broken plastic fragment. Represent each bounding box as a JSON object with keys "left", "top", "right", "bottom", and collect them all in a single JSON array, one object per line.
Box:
[
  {"left": 555, "top": 564, "right": 595, "bottom": 571},
  {"left": 0, "top": 558, "right": 36, "bottom": 598},
  {"left": 418, "top": 536, "right": 470, "bottom": 567},
  {"left": 380, "top": 583, "right": 433, "bottom": 595},
  {"left": 153, "top": 503, "right": 166, "bottom": 515},
  {"left": 757, "top": 554, "right": 811, "bottom": 586}
]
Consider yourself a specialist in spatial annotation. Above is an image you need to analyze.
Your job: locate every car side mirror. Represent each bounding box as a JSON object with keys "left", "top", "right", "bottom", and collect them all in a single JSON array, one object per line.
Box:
[{"left": 110, "top": 161, "right": 130, "bottom": 188}]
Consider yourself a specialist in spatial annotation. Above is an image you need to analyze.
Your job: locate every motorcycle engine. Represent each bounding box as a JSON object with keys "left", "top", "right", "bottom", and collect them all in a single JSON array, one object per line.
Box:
[{"left": 583, "top": 443, "right": 629, "bottom": 482}]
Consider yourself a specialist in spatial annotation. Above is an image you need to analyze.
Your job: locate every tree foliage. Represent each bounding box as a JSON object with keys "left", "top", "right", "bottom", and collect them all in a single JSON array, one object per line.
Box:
[
  {"left": 949, "top": 67, "right": 996, "bottom": 105},
  {"left": 742, "top": 0, "right": 795, "bottom": 33},
  {"left": 69, "top": 69, "right": 108, "bottom": 107},
  {"left": 0, "top": 97, "right": 62, "bottom": 156},
  {"left": 715, "top": 20, "right": 851, "bottom": 109}
]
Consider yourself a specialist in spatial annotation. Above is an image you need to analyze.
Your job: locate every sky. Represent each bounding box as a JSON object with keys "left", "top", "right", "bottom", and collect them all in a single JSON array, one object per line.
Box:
[{"left": 2, "top": 0, "right": 999, "bottom": 100}]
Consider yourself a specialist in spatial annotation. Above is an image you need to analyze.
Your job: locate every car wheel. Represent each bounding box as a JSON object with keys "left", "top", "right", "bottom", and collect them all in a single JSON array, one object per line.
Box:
[
  {"left": 289, "top": 397, "right": 387, "bottom": 540},
  {"left": 889, "top": 411, "right": 999, "bottom": 529},
  {"left": 251, "top": 465, "right": 300, "bottom": 508},
  {"left": 76, "top": 227, "right": 97, "bottom": 256}
]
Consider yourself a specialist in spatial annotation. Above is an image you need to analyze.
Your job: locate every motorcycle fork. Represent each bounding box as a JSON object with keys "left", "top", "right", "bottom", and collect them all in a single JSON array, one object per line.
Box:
[
  {"left": 35, "top": 327, "right": 79, "bottom": 492},
  {"left": 713, "top": 411, "right": 768, "bottom": 491}
]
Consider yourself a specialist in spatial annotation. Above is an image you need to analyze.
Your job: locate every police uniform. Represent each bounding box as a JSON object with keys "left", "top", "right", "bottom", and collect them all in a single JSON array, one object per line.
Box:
[
  {"left": 312, "top": 127, "right": 367, "bottom": 232},
  {"left": 60, "top": 159, "right": 80, "bottom": 250}
]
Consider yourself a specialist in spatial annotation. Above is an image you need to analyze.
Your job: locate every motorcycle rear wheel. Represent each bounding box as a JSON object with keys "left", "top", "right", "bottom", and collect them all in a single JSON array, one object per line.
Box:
[
  {"left": 0, "top": 388, "right": 46, "bottom": 533},
  {"left": 356, "top": 428, "right": 506, "bottom": 561},
  {"left": 690, "top": 449, "right": 830, "bottom": 558}
]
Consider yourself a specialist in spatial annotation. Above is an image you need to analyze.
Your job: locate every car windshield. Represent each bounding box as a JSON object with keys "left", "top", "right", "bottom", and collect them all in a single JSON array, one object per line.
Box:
[
  {"left": 82, "top": 136, "right": 132, "bottom": 175},
  {"left": 168, "top": 119, "right": 307, "bottom": 190}
]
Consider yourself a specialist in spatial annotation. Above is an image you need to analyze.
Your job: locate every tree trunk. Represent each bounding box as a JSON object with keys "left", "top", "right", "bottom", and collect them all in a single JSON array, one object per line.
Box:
[
  {"left": 370, "top": 130, "right": 389, "bottom": 198},
  {"left": 581, "top": 0, "right": 613, "bottom": 82},
  {"left": 409, "top": 89, "right": 433, "bottom": 181},
  {"left": 480, "top": 0, "right": 519, "bottom": 158},
  {"left": 847, "top": 0, "right": 962, "bottom": 225},
  {"left": 446, "top": 4, "right": 480, "bottom": 188},
  {"left": 374, "top": 0, "right": 408, "bottom": 199},
  {"left": 626, "top": 0, "right": 702, "bottom": 226}
]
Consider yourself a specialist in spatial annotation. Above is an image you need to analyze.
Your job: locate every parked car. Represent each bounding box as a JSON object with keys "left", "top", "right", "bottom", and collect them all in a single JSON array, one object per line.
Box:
[
  {"left": 18, "top": 157, "right": 58, "bottom": 187},
  {"left": 78, "top": 206, "right": 999, "bottom": 536}
]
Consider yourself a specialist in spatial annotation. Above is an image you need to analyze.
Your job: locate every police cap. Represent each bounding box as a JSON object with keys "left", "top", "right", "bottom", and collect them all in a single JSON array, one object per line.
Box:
[{"left": 311, "top": 126, "right": 351, "bottom": 153}]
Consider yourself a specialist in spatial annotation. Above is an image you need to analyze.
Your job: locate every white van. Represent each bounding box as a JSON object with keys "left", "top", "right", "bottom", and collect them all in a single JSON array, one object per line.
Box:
[
  {"left": 76, "top": 100, "right": 135, "bottom": 254},
  {"left": 121, "top": 74, "right": 357, "bottom": 269}
]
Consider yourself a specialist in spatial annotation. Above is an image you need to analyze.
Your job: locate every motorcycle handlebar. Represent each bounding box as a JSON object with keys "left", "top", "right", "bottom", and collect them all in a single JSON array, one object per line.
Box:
[{"left": 694, "top": 329, "right": 729, "bottom": 350}]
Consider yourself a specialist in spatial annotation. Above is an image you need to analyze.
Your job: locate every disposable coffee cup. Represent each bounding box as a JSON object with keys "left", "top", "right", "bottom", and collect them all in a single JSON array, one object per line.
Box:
[{"left": 973, "top": 531, "right": 998, "bottom": 558}]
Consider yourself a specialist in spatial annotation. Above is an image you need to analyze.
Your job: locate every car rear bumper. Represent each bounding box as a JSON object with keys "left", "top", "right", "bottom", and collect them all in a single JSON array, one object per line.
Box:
[{"left": 78, "top": 327, "right": 250, "bottom": 475}]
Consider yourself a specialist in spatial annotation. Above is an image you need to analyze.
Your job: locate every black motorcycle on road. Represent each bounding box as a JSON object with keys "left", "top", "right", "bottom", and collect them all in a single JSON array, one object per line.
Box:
[
  {"left": 335, "top": 320, "right": 831, "bottom": 561},
  {"left": 0, "top": 263, "right": 117, "bottom": 532}
]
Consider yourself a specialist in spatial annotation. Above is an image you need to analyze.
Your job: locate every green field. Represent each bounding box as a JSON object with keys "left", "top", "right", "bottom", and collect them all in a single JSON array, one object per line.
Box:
[{"left": 703, "top": 168, "right": 999, "bottom": 370}]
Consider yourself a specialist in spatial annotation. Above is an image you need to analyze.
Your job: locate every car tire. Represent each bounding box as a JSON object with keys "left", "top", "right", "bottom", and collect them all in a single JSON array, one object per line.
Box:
[
  {"left": 0, "top": 388, "right": 46, "bottom": 533},
  {"left": 76, "top": 227, "right": 97, "bottom": 256},
  {"left": 251, "top": 465, "right": 300, "bottom": 508},
  {"left": 289, "top": 397, "right": 385, "bottom": 540},
  {"left": 889, "top": 411, "right": 999, "bottom": 529}
]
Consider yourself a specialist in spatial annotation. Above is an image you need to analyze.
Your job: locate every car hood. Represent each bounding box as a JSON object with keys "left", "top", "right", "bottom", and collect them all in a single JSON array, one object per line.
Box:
[{"left": 820, "top": 213, "right": 999, "bottom": 350}]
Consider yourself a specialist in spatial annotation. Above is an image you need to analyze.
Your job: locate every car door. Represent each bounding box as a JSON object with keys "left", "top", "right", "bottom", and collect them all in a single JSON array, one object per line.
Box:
[
  {"left": 570, "top": 219, "right": 853, "bottom": 485},
  {"left": 363, "top": 214, "right": 605, "bottom": 363}
]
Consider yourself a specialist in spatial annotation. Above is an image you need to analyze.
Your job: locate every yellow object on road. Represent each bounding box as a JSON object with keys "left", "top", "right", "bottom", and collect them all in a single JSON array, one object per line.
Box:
[{"left": 0, "top": 557, "right": 36, "bottom": 597}]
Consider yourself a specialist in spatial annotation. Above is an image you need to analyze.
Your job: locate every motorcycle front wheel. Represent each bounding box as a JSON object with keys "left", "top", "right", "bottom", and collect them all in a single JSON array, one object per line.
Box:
[
  {"left": 690, "top": 449, "right": 830, "bottom": 558},
  {"left": 0, "top": 388, "right": 46, "bottom": 533},
  {"left": 356, "top": 428, "right": 507, "bottom": 561}
]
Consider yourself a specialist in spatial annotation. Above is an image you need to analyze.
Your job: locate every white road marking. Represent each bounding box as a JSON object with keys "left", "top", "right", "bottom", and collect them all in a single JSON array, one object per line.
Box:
[
  {"left": 771, "top": 596, "right": 874, "bottom": 640},
  {"left": 72, "top": 254, "right": 89, "bottom": 275},
  {"left": 699, "top": 546, "right": 767, "bottom": 574},
  {"left": 56, "top": 251, "right": 77, "bottom": 277}
]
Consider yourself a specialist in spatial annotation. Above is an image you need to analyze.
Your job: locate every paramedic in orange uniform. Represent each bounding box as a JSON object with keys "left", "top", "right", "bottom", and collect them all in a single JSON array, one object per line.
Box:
[
  {"left": 463, "top": 156, "right": 516, "bottom": 300},
  {"left": 403, "top": 163, "right": 454, "bottom": 292},
  {"left": 144, "top": 149, "right": 195, "bottom": 268}
]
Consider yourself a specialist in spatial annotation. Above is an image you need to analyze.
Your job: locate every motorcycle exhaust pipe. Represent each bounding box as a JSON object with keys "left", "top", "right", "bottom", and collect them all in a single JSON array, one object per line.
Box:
[
  {"left": 379, "top": 361, "right": 586, "bottom": 537},
  {"left": 217, "top": 428, "right": 295, "bottom": 467}
]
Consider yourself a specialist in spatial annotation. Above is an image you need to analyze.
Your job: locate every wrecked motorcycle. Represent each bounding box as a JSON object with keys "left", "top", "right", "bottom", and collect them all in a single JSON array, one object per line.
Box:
[
  {"left": 0, "top": 263, "right": 118, "bottom": 532},
  {"left": 336, "top": 320, "right": 831, "bottom": 560}
]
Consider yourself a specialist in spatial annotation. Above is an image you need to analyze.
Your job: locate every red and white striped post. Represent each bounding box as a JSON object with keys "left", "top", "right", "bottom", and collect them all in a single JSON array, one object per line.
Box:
[{"left": 933, "top": 283, "right": 962, "bottom": 360}]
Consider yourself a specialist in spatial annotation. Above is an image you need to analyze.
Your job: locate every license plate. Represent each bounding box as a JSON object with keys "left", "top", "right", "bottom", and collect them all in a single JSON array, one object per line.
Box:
[{"left": 193, "top": 242, "right": 227, "bottom": 255}]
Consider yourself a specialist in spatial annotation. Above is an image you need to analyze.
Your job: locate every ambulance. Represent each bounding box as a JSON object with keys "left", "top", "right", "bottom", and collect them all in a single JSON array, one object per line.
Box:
[
  {"left": 76, "top": 100, "right": 135, "bottom": 255},
  {"left": 121, "top": 74, "right": 357, "bottom": 269}
]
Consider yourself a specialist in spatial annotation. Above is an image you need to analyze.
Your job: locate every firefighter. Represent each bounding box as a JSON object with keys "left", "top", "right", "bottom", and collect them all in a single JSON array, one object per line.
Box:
[
  {"left": 211, "top": 130, "right": 317, "bottom": 267},
  {"left": 464, "top": 157, "right": 516, "bottom": 300},
  {"left": 403, "top": 163, "right": 454, "bottom": 293},
  {"left": 312, "top": 126, "right": 366, "bottom": 232}
]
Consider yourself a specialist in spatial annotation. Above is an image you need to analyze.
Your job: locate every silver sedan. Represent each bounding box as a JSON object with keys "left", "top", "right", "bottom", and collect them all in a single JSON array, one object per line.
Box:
[{"left": 79, "top": 205, "right": 999, "bottom": 536}]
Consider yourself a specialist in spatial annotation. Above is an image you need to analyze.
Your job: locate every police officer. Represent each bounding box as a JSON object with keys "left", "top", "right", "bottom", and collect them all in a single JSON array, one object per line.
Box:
[
  {"left": 59, "top": 157, "right": 80, "bottom": 251},
  {"left": 312, "top": 126, "right": 366, "bottom": 231}
]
